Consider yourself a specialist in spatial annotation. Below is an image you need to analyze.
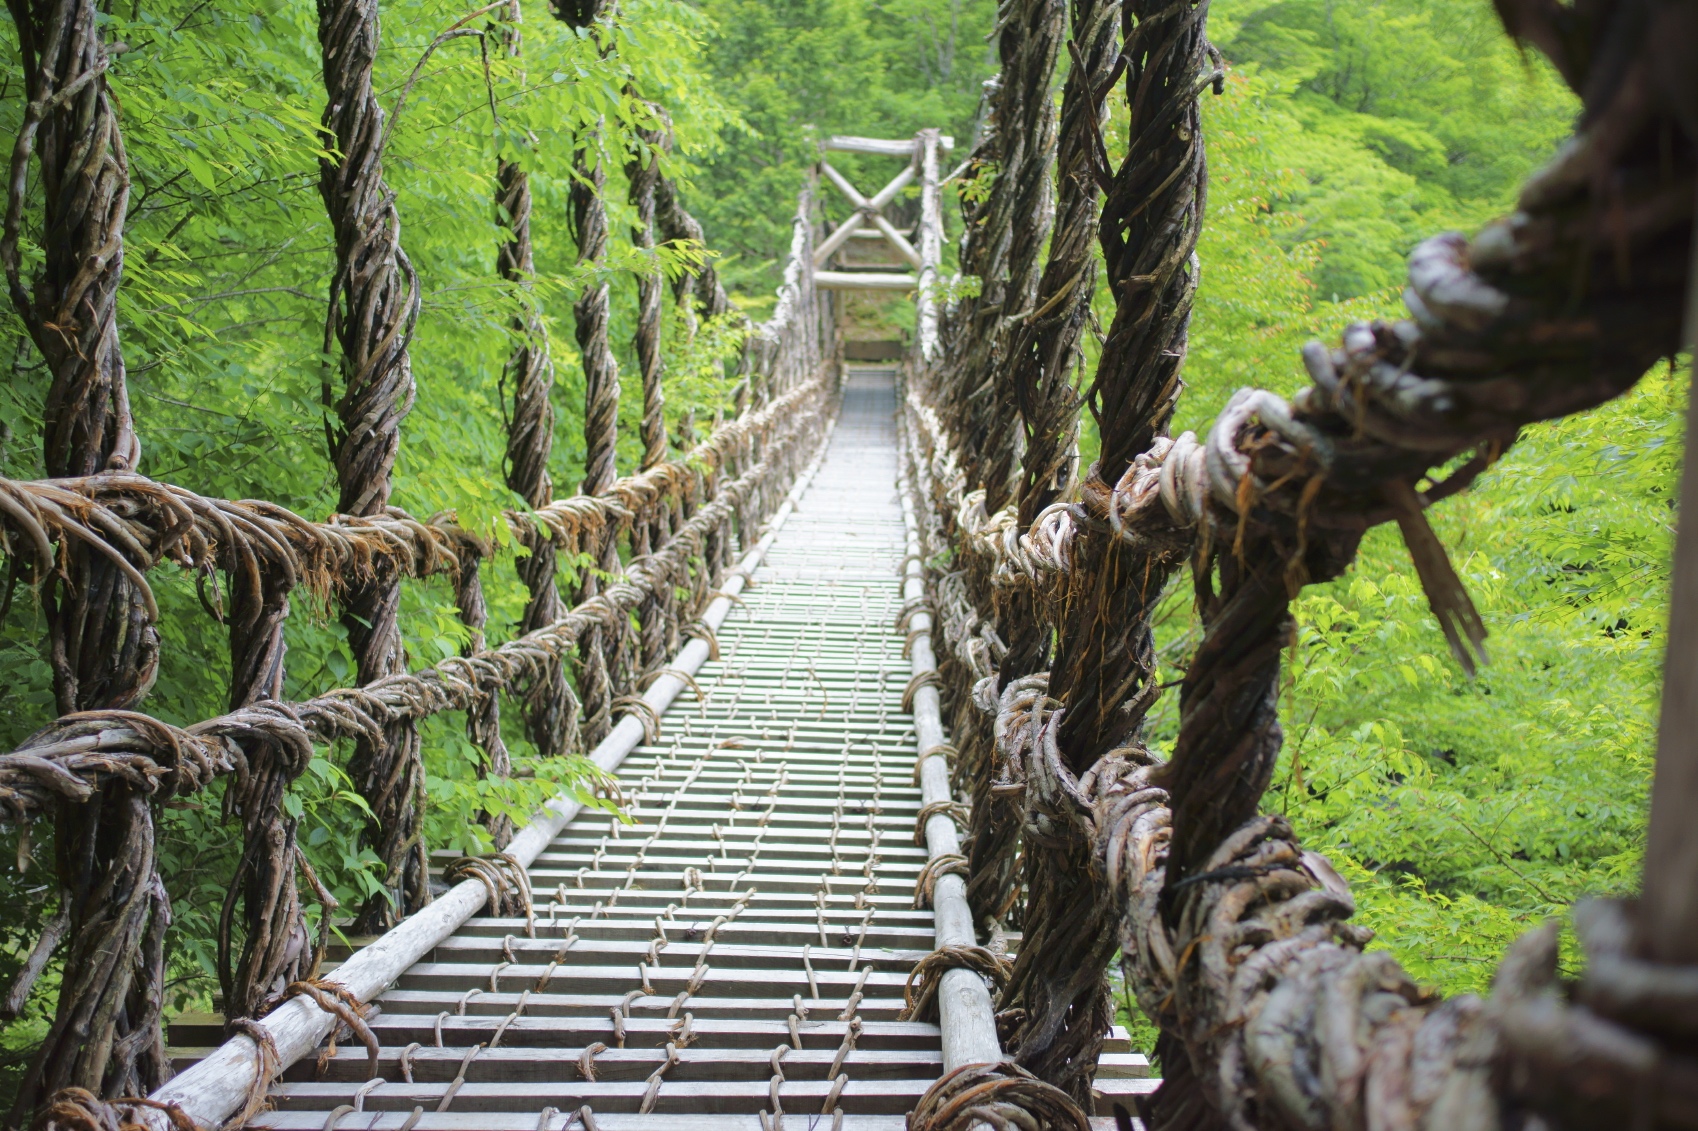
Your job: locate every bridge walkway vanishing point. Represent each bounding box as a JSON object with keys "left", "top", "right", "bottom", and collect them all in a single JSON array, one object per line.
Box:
[{"left": 167, "top": 368, "right": 1153, "bottom": 1129}]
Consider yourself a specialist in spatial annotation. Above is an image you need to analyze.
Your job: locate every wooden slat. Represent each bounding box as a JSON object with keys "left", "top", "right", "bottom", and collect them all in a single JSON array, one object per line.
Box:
[
  {"left": 170, "top": 367, "right": 1159, "bottom": 1127},
  {"left": 813, "top": 271, "right": 917, "bottom": 291}
]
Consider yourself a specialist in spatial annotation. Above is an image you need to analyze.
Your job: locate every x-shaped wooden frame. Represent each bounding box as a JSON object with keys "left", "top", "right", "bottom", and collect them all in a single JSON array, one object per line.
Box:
[{"left": 813, "top": 158, "right": 923, "bottom": 269}]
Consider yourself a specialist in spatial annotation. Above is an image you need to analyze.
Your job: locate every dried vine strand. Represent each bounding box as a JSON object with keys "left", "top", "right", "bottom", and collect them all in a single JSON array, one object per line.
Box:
[
  {"left": 1, "top": 0, "right": 170, "bottom": 1113},
  {"left": 962, "top": 0, "right": 1123, "bottom": 931},
  {"left": 938, "top": 0, "right": 1064, "bottom": 509},
  {"left": 317, "top": 0, "right": 428, "bottom": 932}
]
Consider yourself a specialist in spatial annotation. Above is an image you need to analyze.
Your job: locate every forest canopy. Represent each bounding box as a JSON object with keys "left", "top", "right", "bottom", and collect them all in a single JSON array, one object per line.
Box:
[{"left": 0, "top": 0, "right": 1672, "bottom": 1085}]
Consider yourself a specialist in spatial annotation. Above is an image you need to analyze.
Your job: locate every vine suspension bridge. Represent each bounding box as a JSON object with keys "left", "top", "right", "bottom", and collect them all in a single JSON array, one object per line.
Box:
[
  {"left": 3, "top": 0, "right": 1696, "bottom": 1128},
  {"left": 167, "top": 364, "right": 1152, "bottom": 1130}
]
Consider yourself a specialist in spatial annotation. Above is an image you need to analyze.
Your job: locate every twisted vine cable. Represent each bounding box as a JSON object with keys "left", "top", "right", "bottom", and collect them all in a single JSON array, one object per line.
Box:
[
  {"left": 569, "top": 115, "right": 621, "bottom": 748},
  {"left": 963, "top": 0, "right": 1120, "bottom": 930},
  {"left": 626, "top": 111, "right": 682, "bottom": 673},
  {"left": 0, "top": 0, "right": 171, "bottom": 1113},
  {"left": 317, "top": 0, "right": 428, "bottom": 931},
  {"left": 456, "top": 540, "right": 514, "bottom": 847},
  {"left": 494, "top": 4, "right": 575, "bottom": 760},
  {"left": 926, "top": 0, "right": 1066, "bottom": 946},
  {"left": 939, "top": 0, "right": 1065, "bottom": 510},
  {"left": 996, "top": 0, "right": 1217, "bottom": 1103}
]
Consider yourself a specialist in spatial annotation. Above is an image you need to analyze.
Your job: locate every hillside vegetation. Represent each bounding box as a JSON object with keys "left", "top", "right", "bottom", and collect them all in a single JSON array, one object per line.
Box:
[{"left": 0, "top": 0, "right": 1670, "bottom": 1080}]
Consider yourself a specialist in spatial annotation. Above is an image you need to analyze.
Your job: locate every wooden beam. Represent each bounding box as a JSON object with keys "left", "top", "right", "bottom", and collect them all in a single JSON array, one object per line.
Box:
[
  {"left": 897, "top": 430, "right": 1002, "bottom": 1071},
  {"left": 813, "top": 271, "right": 917, "bottom": 291},
  {"left": 811, "top": 212, "right": 866, "bottom": 266},
  {"left": 825, "top": 134, "right": 954, "bottom": 157},
  {"left": 1639, "top": 200, "right": 1698, "bottom": 963},
  {"left": 916, "top": 130, "right": 943, "bottom": 361}
]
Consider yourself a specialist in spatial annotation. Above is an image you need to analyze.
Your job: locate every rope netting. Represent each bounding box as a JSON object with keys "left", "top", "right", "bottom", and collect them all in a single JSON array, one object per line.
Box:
[
  {"left": 902, "top": 0, "right": 1697, "bottom": 1127},
  {"left": 0, "top": 0, "right": 838, "bottom": 1121}
]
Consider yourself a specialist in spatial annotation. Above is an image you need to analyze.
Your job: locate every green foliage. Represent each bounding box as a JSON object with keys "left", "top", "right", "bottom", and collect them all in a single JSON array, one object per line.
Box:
[
  {"left": 0, "top": 0, "right": 741, "bottom": 1053},
  {"left": 1210, "top": 0, "right": 1576, "bottom": 298},
  {"left": 685, "top": 0, "right": 997, "bottom": 295},
  {"left": 1126, "top": 0, "right": 1667, "bottom": 1042}
]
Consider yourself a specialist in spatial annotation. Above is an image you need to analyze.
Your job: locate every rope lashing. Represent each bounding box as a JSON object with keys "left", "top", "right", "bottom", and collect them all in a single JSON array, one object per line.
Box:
[
  {"left": 635, "top": 665, "right": 705, "bottom": 701},
  {"left": 905, "top": 1061, "right": 1091, "bottom": 1131},
  {"left": 913, "top": 741, "right": 958, "bottom": 786},
  {"left": 610, "top": 694, "right": 662, "bottom": 743},
  {"left": 912, "top": 853, "right": 970, "bottom": 909},
  {"left": 913, "top": 799, "right": 971, "bottom": 845},
  {"left": 828, "top": 1016, "right": 863, "bottom": 1079},
  {"left": 900, "top": 669, "right": 942, "bottom": 713},
  {"left": 444, "top": 852, "right": 535, "bottom": 935},
  {"left": 637, "top": 1042, "right": 681, "bottom": 1115},
  {"left": 685, "top": 619, "right": 720, "bottom": 660},
  {"left": 899, "top": 944, "right": 1013, "bottom": 1023},
  {"left": 31, "top": 1089, "right": 204, "bottom": 1131},
  {"left": 222, "top": 1016, "right": 282, "bottom": 1131},
  {"left": 436, "top": 1044, "right": 484, "bottom": 1112},
  {"left": 894, "top": 595, "right": 933, "bottom": 632},
  {"left": 576, "top": 1041, "right": 608, "bottom": 1081},
  {"left": 267, "top": 979, "right": 378, "bottom": 1080}
]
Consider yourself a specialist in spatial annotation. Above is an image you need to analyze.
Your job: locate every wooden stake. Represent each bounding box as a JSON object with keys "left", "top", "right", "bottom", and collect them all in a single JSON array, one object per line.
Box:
[{"left": 1640, "top": 191, "right": 1698, "bottom": 964}]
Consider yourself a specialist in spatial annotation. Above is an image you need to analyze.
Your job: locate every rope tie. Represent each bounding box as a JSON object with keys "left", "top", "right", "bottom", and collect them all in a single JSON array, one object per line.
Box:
[
  {"left": 222, "top": 1016, "right": 281, "bottom": 1131},
  {"left": 900, "top": 669, "right": 942, "bottom": 713},
  {"left": 443, "top": 853, "right": 534, "bottom": 935},
  {"left": 576, "top": 1041, "right": 608, "bottom": 1081},
  {"left": 610, "top": 694, "right": 661, "bottom": 743},
  {"left": 269, "top": 979, "right": 378, "bottom": 1080},
  {"left": 637, "top": 1041, "right": 681, "bottom": 1115},
  {"left": 899, "top": 945, "right": 1013, "bottom": 1023},
  {"left": 894, "top": 595, "right": 932, "bottom": 632},
  {"left": 912, "top": 853, "right": 970, "bottom": 909},
  {"left": 905, "top": 1061, "right": 1090, "bottom": 1131},
  {"left": 490, "top": 989, "right": 531, "bottom": 1047},
  {"left": 912, "top": 742, "right": 957, "bottom": 785},
  {"left": 684, "top": 619, "right": 720, "bottom": 659},
  {"left": 913, "top": 799, "right": 971, "bottom": 845},
  {"left": 436, "top": 1043, "right": 483, "bottom": 1112},
  {"left": 828, "top": 1016, "right": 863, "bottom": 1078}
]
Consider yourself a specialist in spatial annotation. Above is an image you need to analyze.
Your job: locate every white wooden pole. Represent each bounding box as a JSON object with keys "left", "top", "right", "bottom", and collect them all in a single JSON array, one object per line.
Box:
[
  {"left": 896, "top": 421, "right": 1002, "bottom": 1073},
  {"left": 825, "top": 134, "right": 954, "bottom": 157},
  {"left": 136, "top": 421, "right": 842, "bottom": 1131},
  {"left": 813, "top": 270, "right": 918, "bottom": 291},
  {"left": 916, "top": 129, "right": 944, "bottom": 362}
]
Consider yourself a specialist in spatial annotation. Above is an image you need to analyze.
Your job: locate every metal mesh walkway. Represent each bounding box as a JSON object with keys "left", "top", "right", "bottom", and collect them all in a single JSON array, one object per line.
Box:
[{"left": 171, "top": 368, "right": 1147, "bottom": 1129}]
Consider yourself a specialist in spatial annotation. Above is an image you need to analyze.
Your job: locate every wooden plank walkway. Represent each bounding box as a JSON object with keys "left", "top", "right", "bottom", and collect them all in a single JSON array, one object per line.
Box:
[{"left": 170, "top": 368, "right": 1152, "bottom": 1129}]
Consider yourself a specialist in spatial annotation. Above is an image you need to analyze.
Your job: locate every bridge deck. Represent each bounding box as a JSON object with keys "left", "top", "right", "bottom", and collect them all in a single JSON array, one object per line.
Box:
[{"left": 171, "top": 369, "right": 1150, "bottom": 1129}]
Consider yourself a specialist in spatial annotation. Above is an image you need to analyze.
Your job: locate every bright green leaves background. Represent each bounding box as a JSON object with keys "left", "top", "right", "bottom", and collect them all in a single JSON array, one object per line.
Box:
[{"left": 0, "top": 0, "right": 1678, "bottom": 1082}]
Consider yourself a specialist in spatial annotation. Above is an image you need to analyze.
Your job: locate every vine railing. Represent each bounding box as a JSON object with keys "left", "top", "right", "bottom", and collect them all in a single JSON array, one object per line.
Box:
[
  {"left": 0, "top": 0, "right": 838, "bottom": 1121},
  {"left": 900, "top": 0, "right": 1698, "bottom": 1128}
]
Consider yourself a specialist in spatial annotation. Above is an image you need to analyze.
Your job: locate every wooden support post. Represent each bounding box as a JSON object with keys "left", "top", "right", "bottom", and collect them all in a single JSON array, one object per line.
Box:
[
  {"left": 916, "top": 129, "right": 943, "bottom": 362},
  {"left": 1639, "top": 200, "right": 1698, "bottom": 963}
]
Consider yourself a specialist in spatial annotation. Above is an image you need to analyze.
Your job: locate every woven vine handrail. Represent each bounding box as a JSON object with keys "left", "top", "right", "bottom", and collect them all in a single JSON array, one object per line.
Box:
[
  {"left": 899, "top": 0, "right": 1698, "bottom": 1128},
  {"left": 0, "top": 0, "right": 836, "bottom": 1100},
  {"left": 0, "top": 407, "right": 823, "bottom": 823},
  {"left": 0, "top": 377, "right": 822, "bottom": 617}
]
